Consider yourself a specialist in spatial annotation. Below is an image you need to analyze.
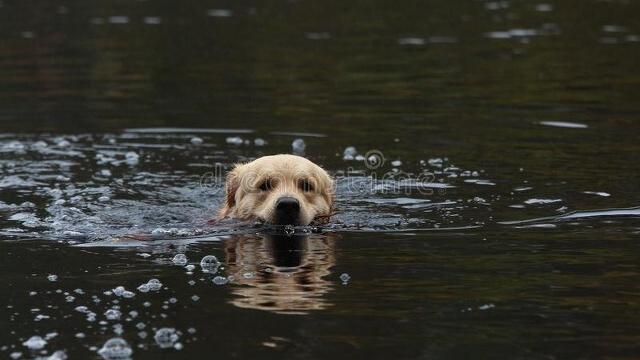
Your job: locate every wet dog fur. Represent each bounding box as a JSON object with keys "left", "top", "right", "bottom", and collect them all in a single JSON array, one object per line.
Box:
[{"left": 218, "top": 154, "right": 334, "bottom": 226}]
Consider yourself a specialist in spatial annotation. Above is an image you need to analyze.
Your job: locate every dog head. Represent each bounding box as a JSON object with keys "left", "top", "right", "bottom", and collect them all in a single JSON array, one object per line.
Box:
[{"left": 218, "top": 154, "right": 334, "bottom": 226}]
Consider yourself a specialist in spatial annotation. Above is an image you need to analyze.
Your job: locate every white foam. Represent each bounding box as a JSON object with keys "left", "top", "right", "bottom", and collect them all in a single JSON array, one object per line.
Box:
[
  {"left": 539, "top": 121, "right": 588, "bottom": 129},
  {"left": 22, "top": 336, "right": 47, "bottom": 350}
]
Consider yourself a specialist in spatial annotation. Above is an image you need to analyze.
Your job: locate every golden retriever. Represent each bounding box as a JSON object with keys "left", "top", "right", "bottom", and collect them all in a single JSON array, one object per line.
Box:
[{"left": 218, "top": 154, "right": 334, "bottom": 226}]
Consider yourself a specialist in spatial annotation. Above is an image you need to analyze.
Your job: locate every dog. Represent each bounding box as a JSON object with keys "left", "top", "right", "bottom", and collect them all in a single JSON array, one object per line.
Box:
[{"left": 218, "top": 154, "right": 334, "bottom": 226}]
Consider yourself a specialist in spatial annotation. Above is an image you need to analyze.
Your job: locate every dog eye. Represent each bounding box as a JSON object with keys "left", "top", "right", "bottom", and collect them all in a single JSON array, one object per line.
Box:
[
  {"left": 299, "top": 179, "right": 314, "bottom": 192},
  {"left": 258, "top": 179, "right": 273, "bottom": 191}
]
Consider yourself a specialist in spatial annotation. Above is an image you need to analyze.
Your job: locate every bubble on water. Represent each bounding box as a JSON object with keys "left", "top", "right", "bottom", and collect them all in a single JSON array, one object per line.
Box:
[
  {"left": 428, "top": 158, "right": 443, "bottom": 167},
  {"left": 113, "top": 324, "right": 124, "bottom": 335},
  {"left": 143, "top": 301, "right": 151, "bottom": 307},
  {"left": 174, "top": 342, "right": 183, "bottom": 350},
  {"left": 602, "top": 25, "right": 626, "bottom": 33},
  {"left": 146, "top": 279, "right": 163, "bottom": 291},
  {"left": 113, "top": 286, "right": 126, "bottom": 297},
  {"left": 291, "top": 138, "right": 306, "bottom": 154},
  {"left": 626, "top": 35, "right": 640, "bottom": 42},
  {"left": 478, "top": 303, "right": 495, "bottom": 310},
  {"left": 75, "top": 306, "right": 89, "bottom": 313},
  {"left": 200, "top": 255, "right": 220, "bottom": 273},
  {"left": 108, "top": 16, "right": 129, "bottom": 24},
  {"left": 124, "top": 151, "right": 139, "bottom": 165},
  {"left": 172, "top": 253, "right": 188, "bottom": 266},
  {"left": 22, "top": 336, "right": 47, "bottom": 350},
  {"left": 32, "top": 140, "right": 48, "bottom": 149},
  {"left": 154, "top": 328, "right": 180, "bottom": 349},
  {"left": 253, "top": 138, "right": 267, "bottom": 146},
  {"left": 225, "top": 136, "right": 243, "bottom": 145},
  {"left": 144, "top": 16, "right": 162, "bottom": 25},
  {"left": 191, "top": 295, "right": 200, "bottom": 301},
  {"left": 398, "top": 37, "right": 425, "bottom": 46},
  {"left": 104, "top": 309, "right": 122, "bottom": 320},
  {"left": 98, "top": 196, "right": 110, "bottom": 202},
  {"left": 65, "top": 295, "right": 75, "bottom": 302},
  {"left": 535, "top": 3, "right": 553, "bottom": 12},
  {"left": 486, "top": 1, "right": 509, "bottom": 10},
  {"left": 213, "top": 276, "right": 228, "bottom": 285},
  {"left": 187, "top": 327, "right": 196, "bottom": 334},
  {"left": 35, "top": 314, "right": 50, "bottom": 321},
  {"left": 56, "top": 140, "right": 71, "bottom": 148},
  {"left": 169, "top": 297, "right": 178, "bottom": 304},
  {"left": 76, "top": 333, "right": 86, "bottom": 339},
  {"left": 41, "top": 350, "right": 67, "bottom": 360},
  {"left": 190, "top": 137, "right": 203, "bottom": 145},
  {"left": 47, "top": 274, "right": 58, "bottom": 282},
  {"left": 9, "top": 352, "right": 22, "bottom": 360},
  {"left": 343, "top": 146, "right": 357, "bottom": 160},
  {"left": 207, "top": 9, "right": 233, "bottom": 17},
  {"left": 97, "top": 338, "right": 132, "bottom": 360},
  {"left": 339, "top": 273, "right": 351, "bottom": 284},
  {"left": 188, "top": 280, "right": 196, "bottom": 285},
  {"left": 391, "top": 160, "right": 402, "bottom": 167},
  {"left": 136, "top": 284, "right": 150, "bottom": 293},
  {"left": 283, "top": 225, "right": 295, "bottom": 236},
  {"left": 486, "top": 28, "right": 539, "bottom": 39},
  {"left": 122, "top": 291, "right": 135, "bottom": 299},
  {"left": 472, "top": 197, "right": 489, "bottom": 205},
  {"left": 242, "top": 272, "right": 254, "bottom": 279},
  {"left": 86, "top": 312, "right": 97, "bottom": 322},
  {"left": 100, "top": 169, "right": 112, "bottom": 177}
]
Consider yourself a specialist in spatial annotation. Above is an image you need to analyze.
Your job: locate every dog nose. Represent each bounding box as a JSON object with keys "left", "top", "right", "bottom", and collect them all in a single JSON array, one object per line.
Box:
[{"left": 275, "top": 197, "right": 300, "bottom": 225}]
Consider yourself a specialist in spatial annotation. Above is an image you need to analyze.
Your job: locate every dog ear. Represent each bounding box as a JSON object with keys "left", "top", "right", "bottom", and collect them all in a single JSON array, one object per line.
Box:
[{"left": 218, "top": 166, "right": 241, "bottom": 218}]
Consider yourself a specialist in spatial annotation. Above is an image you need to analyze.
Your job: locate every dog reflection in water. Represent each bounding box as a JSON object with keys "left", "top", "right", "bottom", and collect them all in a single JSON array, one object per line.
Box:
[{"left": 223, "top": 233, "right": 336, "bottom": 314}]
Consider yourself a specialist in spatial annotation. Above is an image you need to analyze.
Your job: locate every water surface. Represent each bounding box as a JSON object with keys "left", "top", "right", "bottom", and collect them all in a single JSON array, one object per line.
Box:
[{"left": 1, "top": 0, "right": 640, "bottom": 359}]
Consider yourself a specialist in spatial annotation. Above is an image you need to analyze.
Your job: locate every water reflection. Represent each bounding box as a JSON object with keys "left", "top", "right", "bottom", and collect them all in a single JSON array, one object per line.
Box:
[{"left": 223, "top": 233, "right": 336, "bottom": 315}]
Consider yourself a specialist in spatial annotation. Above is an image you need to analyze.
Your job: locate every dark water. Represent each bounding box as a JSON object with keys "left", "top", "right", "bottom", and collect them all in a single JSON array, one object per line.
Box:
[{"left": 1, "top": 0, "right": 640, "bottom": 359}]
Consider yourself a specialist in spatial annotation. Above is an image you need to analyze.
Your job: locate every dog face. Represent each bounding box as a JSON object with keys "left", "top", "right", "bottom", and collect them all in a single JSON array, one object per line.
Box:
[{"left": 218, "top": 154, "right": 334, "bottom": 225}]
